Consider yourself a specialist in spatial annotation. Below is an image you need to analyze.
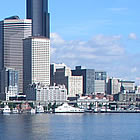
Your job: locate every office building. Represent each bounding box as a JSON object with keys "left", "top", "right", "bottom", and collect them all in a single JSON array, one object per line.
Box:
[
  {"left": 95, "top": 71, "right": 107, "bottom": 80},
  {"left": 120, "top": 80, "right": 135, "bottom": 92},
  {"left": 0, "top": 67, "right": 18, "bottom": 101},
  {"left": 0, "top": 16, "right": 32, "bottom": 93},
  {"left": 114, "top": 93, "right": 140, "bottom": 102},
  {"left": 72, "top": 66, "right": 95, "bottom": 95},
  {"left": 68, "top": 76, "right": 83, "bottom": 97},
  {"left": 94, "top": 71, "right": 107, "bottom": 94},
  {"left": 23, "top": 37, "right": 50, "bottom": 92},
  {"left": 51, "top": 64, "right": 83, "bottom": 97},
  {"left": 107, "top": 77, "right": 135, "bottom": 95},
  {"left": 107, "top": 78, "right": 121, "bottom": 95},
  {"left": 50, "top": 63, "right": 67, "bottom": 86},
  {"left": 26, "top": 83, "right": 67, "bottom": 102},
  {"left": 27, "top": 0, "right": 50, "bottom": 38},
  {"left": 94, "top": 80, "right": 106, "bottom": 94}
]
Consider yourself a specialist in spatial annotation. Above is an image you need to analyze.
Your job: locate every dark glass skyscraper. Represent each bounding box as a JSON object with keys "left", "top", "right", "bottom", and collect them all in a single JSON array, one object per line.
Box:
[{"left": 27, "top": 0, "right": 50, "bottom": 38}]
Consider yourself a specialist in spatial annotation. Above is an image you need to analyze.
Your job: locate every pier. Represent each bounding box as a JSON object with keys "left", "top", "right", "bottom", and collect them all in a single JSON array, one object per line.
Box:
[{"left": 1, "top": 100, "right": 140, "bottom": 108}]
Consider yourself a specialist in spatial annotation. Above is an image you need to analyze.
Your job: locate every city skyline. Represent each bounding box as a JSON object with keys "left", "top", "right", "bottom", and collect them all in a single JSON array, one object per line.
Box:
[{"left": 0, "top": 0, "right": 140, "bottom": 84}]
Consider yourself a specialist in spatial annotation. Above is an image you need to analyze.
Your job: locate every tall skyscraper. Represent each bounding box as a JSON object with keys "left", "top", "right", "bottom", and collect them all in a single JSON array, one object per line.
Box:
[
  {"left": 27, "top": 0, "right": 50, "bottom": 38},
  {"left": 23, "top": 36, "right": 50, "bottom": 92},
  {"left": 0, "top": 16, "right": 32, "bottom": 93}
]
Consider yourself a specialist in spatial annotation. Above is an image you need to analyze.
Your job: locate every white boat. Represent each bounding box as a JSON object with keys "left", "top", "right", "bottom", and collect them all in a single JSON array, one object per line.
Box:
[
  {"left": 94, "top": 107, "right": 100, "bottom": 113},
  {"left": 31, "top": 108, "right": 36, "bottom": 114},
  {"left": 12, "top": 108, "right": 19, "bottom": 114},
  {"left": 3, "top": 105, "right": 11, "bottom": 114},
  {"left": 94, "top": 107, "right": 111, "bottom": 113},
  {"left": 54, "top": 103, "right": 85, "bottom": 113},
  {"left": 100, "top": 107, "right": 106, "bottom": 112},
  {"left": 36, "top": 105, "right": 44, "bottom": 113}
]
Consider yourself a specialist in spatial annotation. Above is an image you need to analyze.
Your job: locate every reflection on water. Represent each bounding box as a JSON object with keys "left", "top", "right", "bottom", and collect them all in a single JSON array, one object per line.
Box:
[
  {"left": 0, "top": 114, "right": 50, "bottom": 140},
  {"left": 0, "top": 113, "right": 140, "bottom": 140}
]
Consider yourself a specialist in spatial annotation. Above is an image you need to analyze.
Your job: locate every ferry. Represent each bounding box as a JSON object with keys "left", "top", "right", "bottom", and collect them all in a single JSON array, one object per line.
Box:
[
  {"left": 54, "top": 103, "right": 85, "bottom": 113},
  {"left": 3, "top": 105, "right": 11, "bottom": 114}
]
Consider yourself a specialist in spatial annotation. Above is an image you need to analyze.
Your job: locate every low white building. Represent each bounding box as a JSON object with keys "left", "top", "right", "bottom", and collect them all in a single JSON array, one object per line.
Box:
[{"left": 25, "top": 83, "right": 67, "bottom": 102}]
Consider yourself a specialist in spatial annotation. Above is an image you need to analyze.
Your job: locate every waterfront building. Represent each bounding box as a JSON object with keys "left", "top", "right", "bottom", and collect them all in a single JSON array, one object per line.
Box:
[
  {"left": 23, "top": 36, "right": 50, "bottom": 93},
  {"left": 0, "top": 67, "right": 18, "bottom": 101},
  {"left": 120, "top": 80, "right": 135, "bottom": 92},
  {"left": 107, "top": 78, "right": 135, "bottom": 95},
  {"left": 25, "top": 83, "right": 67, "bottom": 102},
  {"left": 72, "top": 66, "right": 95, "bottom": 95},
  {"left": 94, "top": 71, "right": 107, "bottom": 94},
  {"left": 27, "top": 0, "right": 50, "bottom": 38},
  {"left": 51, "top": 64, "right": 83, "bottom": 97},
  {"left": 68, "top": 76, "right": 83, "bottom": 97},
  {"left": 107, "top": 78, "right": 121, "bottom": 95},
  {"left": 114, "top": 93, "right": 140, "bottom": 102},
  {"left": 0, "top": 16, "right": 32, "bottom": 93},
  {"left": 95, "top": 71, "right": 107, "bottom": 80},
  {"left": 50, "top": 63, "right": 67, "bottom": 86},
  {"left": 94, "top": 80, "right": 106, "bottom": 94}
]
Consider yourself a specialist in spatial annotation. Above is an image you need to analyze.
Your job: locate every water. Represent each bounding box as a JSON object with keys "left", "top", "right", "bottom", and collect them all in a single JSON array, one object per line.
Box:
[{"left": 0, "top": 113, "right": 140, "bottom": 140}]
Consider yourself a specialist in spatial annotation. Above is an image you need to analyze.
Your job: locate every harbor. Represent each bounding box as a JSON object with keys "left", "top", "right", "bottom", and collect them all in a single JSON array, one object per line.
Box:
[{"left": 1, "top": 100, "right": 140, "bottom": 114}]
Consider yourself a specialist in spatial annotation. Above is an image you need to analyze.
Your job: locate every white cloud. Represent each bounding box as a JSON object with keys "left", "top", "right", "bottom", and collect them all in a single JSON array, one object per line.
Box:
[
  {"left": 51, "top": 33, "right": 65, "bottom": 45},
  {"left": 50, "top": 33, "right": 140, "bottom": 83},
  {"left": 108, "top": 8, "right": 128, "bottom": 12},
  {"left": 128, "top": 33, "right": 137, "bottom": 40},
  {"left": 50, "top": 33, "right": 124, "bottom": 67}
]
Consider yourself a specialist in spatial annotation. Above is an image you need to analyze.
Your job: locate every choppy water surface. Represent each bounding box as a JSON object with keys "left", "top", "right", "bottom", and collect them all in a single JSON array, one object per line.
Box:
[{"left": 0, "top": 113, "right": 140, "bottom": 140}]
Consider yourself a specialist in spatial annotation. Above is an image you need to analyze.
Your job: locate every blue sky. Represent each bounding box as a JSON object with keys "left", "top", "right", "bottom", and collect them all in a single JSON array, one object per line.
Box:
[{"left": 0, "top": 0, "right": 140, "bottom": 83}]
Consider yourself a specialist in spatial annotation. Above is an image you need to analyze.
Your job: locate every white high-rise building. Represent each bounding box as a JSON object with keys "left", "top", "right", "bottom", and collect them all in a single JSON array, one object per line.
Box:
[
  {"left": 0, "top": 16, "right": 32, "bottom": 93},
  {"left": 68, "top": 76, "right": 83, "bottom": 97},
  {"left": 23, "top": 37, "right": 50, "bottom": 92}
]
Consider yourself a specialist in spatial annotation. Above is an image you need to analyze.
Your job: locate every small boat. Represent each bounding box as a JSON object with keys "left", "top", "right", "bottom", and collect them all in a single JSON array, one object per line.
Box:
[
  {"left": 36, "top": 105, "right": 44, "bottom": 113},
  {"left": 12, "top": 108, "right": 19, "bottom": 114},
  {"left": 54, "top": 103, "right": 85, "bottom": 113},
  {"left": 31, "top": 108, "right": 36, "bottom": 114},
  {"left": 3, "top": 105, "right": 11, "bottom": 114}
]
